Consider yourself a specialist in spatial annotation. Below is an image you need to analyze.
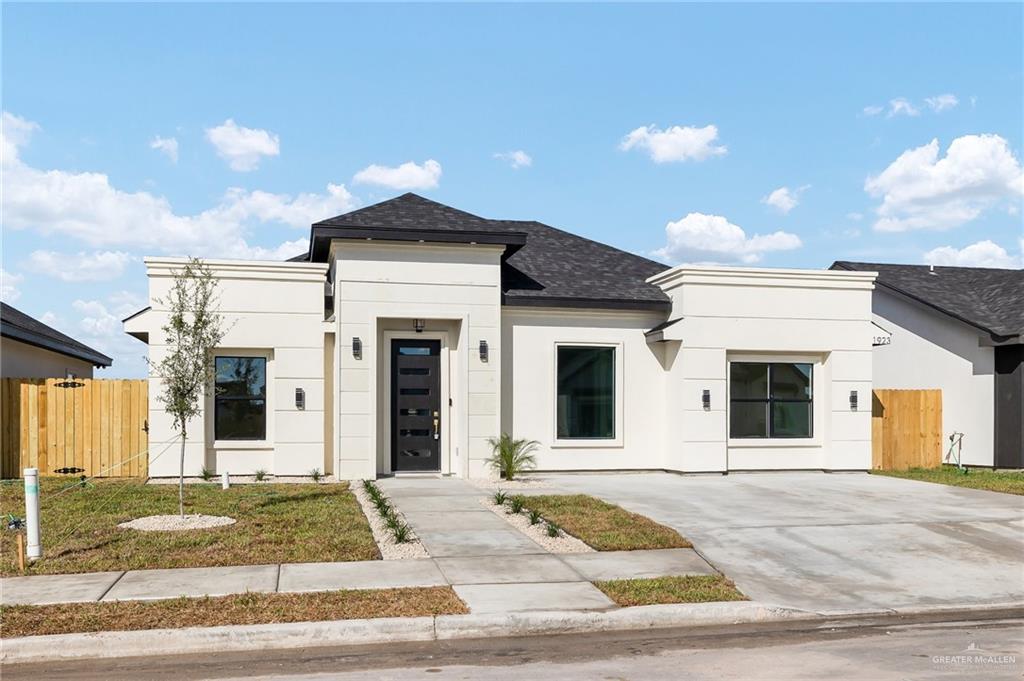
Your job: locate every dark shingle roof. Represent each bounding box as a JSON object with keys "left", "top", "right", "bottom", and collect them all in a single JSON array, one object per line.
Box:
[
  {"left": 307, "top": 193, "right": 670, "bottom": 310},
  {"left": 1, "top": 302, "right": 113, "bottom": 367},
  {"left": 831, "top": 261, "right": 1024, "bottom": 340}
]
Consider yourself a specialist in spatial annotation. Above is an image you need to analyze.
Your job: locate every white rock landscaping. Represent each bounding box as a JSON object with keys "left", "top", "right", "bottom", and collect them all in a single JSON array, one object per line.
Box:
[
  {"left": 479, "top": 497, "right": 594, "bottom": 554},
  {"left": 117, "top": 515, "right": 236, "bottom": 532},
  {"left": 353, "top": 483, "right": 429, "bottom": 560}
]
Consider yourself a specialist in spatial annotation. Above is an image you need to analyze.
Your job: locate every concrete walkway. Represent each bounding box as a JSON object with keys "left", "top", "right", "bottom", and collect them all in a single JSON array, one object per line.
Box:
[{"left": 1, "top": 477, "right": 716, "bottom": 614}]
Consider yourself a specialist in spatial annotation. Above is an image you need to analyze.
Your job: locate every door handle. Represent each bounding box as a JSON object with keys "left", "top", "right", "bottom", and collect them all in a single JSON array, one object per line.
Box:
[{"left": 433, "top": 411, "right": 439, "bottom": 440}]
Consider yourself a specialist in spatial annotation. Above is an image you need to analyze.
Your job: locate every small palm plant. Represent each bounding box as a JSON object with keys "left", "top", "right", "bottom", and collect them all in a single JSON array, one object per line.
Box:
[{"left": 486, "top": 433, "right": 539, "bottom": 481}]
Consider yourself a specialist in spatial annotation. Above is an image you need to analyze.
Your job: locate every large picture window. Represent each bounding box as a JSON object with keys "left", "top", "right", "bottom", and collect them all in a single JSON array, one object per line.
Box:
[
  {"left": 557, "top": 346, "right": 615, "bottom": 439},
  {"left": 730, "top": 362, "right": 812, "bottom": 439},
  {"left": 214, "top": 356, "right": 267, "bottom": 440}
]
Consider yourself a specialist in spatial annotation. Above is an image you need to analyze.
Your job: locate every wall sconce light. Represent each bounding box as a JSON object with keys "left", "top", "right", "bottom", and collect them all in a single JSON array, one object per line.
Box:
[
  {"left": 702, "top": 389, "right": 711, "bottom": 411},
  {"left": 479, "top": 340, "right": 489, "bottom": 362},
  {"left": 295, "top": 388, "right": 306, "bottom": 410},
  {"left": 849, "top": 390, "right": 858, "bottom": 411},
  {"left": 352, "top": 337, "right": 362, "bottom": 360},
  {"left": 413, "top": 319, "right": 425, "bottom": 333}
]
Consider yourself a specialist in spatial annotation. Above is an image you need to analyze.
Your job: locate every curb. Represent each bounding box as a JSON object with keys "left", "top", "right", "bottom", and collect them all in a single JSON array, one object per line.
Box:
[
  {"left": 3, "top": 600, "right": 1022, "bottom": 665},
  {"left": 0, "top": 602, "right": 807, "bottom": 664}
]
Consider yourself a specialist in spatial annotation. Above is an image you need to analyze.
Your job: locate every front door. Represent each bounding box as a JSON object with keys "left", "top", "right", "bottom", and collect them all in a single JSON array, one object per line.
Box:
[{"left": 391, "top": 339, "right": 442, "bottom": 472}]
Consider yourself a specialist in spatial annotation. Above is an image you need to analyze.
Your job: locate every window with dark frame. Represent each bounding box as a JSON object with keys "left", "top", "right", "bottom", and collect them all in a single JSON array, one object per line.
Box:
[
  {"left": 557, "top": 346, "right": 615, "bottom": 439},
  {"left": 214, "top": 356, "right": 267, "bottom": 440},
  {"left": 729, "top": 362, "right": 813, "bottom": 438}
]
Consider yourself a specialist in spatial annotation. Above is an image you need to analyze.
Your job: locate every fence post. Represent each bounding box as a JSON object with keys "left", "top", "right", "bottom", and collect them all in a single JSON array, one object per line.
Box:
[{"left": 23, "top": 467, "right": 42, "bottom": 561}]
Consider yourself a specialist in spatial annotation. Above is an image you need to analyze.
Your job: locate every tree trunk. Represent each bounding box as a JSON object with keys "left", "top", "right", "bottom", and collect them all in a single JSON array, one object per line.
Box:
[{"left": 179, "top": 420, "right": 187, "bottom": 518}]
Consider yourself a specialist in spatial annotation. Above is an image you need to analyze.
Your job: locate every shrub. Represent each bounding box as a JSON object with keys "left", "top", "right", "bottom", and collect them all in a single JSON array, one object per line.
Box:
[
  {"left": 493, "top": 490, "right": 508, "bottom": 506},
  {"left": 200, "top": 466, "right": 214, "bottom": 482},
  {"left": 391, "top": 521, "right": 412, "bottom": 544},
  {"left": 309, "top": 468, "right": 323, "bottom": 483},
  {"left": 546, "top": 522, "right": 560, "bottom": 538},
  {"left": 254, "top": 469, "right": 268, "bottom": 482},
  {"left": 509, "top": 497, "right": 525, "bottom": 514},
  {"left": 528, "top": 509, "right": 542, "bottom": 525},
  {"left": 485, "top": 433, "right": 539, "bottom": 481}
]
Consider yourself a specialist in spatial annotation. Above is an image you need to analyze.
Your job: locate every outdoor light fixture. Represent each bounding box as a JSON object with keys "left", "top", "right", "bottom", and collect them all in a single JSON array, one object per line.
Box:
[
  {"left": 413, "top": 319, "right": 425, "bottom": 333},
  {"left": 352, "top": 337, "right": 362, "bottom": 359},
  {"left": 702, "top": 389, "right": 711, "bottom": 411},
  {"left": 295, "top": 388, "right": 305, "bottom": 410},
  {"left": 479, "top": 340, "right": 489, "bottom": 362},
  {"left": 849, "top": 390, "right": 858, "bottom": 411}
]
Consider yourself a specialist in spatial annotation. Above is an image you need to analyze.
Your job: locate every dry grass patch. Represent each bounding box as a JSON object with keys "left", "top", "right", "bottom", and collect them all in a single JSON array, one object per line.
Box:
[
  {"left": 873, "top": 467, "right": 1024, "bottom": 495},
  {"left": 0, "top": 479, "right": 378, "bottom": 576},
  {"left": 596, "top": 575, "right": 746, "bottom": 607},
  {"left": 0, "top": 586, "right": 467, "bottom": 638},
  {"left": 513, "top": 494, "right": 690, "bottom": 551}
]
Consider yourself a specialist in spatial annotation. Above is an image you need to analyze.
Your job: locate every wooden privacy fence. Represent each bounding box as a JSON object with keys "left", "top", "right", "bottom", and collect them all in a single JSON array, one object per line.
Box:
[
  {"left": 1, "top": 378, "right": 149, "bottom": 479},
  {"left": 871, "top": 389, "right": 942, "bottom": 470}
]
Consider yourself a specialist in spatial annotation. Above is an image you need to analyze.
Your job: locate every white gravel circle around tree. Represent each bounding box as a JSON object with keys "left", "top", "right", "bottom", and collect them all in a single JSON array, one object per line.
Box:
[
  {"left": 480, "top": 497, "right": 594, "bottom": 554},
  {"left": 118, "top": 514, "right": 236, "bottom": 532},
  {"left": 353, "top": 483, "right": 429, "bottom": 560}
]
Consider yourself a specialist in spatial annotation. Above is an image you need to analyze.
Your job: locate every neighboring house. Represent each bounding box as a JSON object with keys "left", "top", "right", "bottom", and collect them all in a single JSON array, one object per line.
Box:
[
  {"left": 832, "top": 262, "right": 1023, "bottom": 469},
  {"left": 125, "top": 193, "right": 877, "bottom": 479},
  {"left": 1, "top": 302, "right": 113, "bottom": 378}
]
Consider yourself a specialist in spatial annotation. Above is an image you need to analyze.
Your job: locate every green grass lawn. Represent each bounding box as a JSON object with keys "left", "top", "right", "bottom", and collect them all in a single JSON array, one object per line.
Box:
[
  {"left": 513, "top": 494, "right": 690, "bottom": 551},
  {"left": 0, "top": 479, "right": 378, "bottom": 576},
  {"left": 873, "top": 466, "right": 1024, "bottom": 495},
  {"left": 595, "top": 575, "right": 746, "bottom": 607},
  {"left": 0, "top": 586, "right": 468, "bottom": 638}
]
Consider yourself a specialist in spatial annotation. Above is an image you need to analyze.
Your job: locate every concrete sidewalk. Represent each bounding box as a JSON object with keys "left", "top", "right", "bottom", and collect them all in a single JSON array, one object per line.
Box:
[{"left": 2, "top": 477, "right": 716, "bottom": 614}]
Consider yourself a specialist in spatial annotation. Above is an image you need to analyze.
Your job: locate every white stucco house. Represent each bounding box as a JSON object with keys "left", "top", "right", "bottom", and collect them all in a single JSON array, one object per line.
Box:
[
  {"left": 125, "top": 194, "right": 879, "bottom": 479},
  {"left": 832, "top": 261, "right": 1023, "bottom": 469}
]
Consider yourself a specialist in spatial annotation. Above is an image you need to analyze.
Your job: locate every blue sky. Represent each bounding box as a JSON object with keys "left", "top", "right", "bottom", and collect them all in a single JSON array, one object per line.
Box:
[{"left": 2, "top": 3, "right": 1022, "bottom": 377}]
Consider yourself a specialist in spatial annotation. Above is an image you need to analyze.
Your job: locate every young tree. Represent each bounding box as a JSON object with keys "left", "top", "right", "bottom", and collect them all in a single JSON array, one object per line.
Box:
[{"left": 152, "top": 258, "right": 225, "bottom": 517}]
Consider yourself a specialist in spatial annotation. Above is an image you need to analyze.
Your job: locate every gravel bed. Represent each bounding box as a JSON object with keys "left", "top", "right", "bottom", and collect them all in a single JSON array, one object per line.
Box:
[
  {"left": 118, "top": 514, "right": 236, "bottom": 532},
  {"left": 479, "top": 497, "right": 594, "bottom": 554},
  {"left": 147, "top": 475, "right": 338, "bottom": 485},
  {"left": 353, "top": 483, "right": 429, "bottom": 560}
]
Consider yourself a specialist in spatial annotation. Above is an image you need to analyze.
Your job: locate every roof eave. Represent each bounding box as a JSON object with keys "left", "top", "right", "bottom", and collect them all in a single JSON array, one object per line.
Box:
[
  {"left": 502, "top": 294, "right": 671, "bottom": 312},
  {"left": 1, "top": 328, "right": 113, "bottom": 368},
  {"left": 309, "top": 225, "right": 528, "bottom": 262}
]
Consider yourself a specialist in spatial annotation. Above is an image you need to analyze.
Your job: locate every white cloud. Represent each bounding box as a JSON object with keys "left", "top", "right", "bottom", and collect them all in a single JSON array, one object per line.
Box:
[
  {"left": 149, "top": 136, "right": 179, "bottom": 163},
  {"left": 234, "top": 237, "right": 310, "bottom": 261},
  {"left": 353, "top": 159, "right": 442, "bottom": 190},
  {"left": 620, "top": 124, "right": 727, "bottom": 163},
  {"left": 862, "top": 105, "right": 884, "bottom": 117},
  {"left": 493, "top": 150, "right": 532, "bottom": 169},
  {"left": 205, "top": 119, "right": 280, "bottom": 171},
  {"left": 1, "top": 268, "right": 23, "bottom": 303},
  {"left": 887, "top": 98, "right": 920, "bottom": 117},
  {"left": 923, "top": 240, "right": 1021, "bottom": 269},
  {"left": 846, "top": 212, "right": 864, "bottom": 221},
  {"left": 70, "top": 292, "right": 150, "bottom": 377},
  {"left": 925, "top": 93, "right": 959, "bottom": 113},
  {"left": 761, "top": 185, "right": 810, "bottom": 215},
  {"left": 653, "top": 213, "right": 802, "bottom": 264},
  {"left": 1, "top": 112, "right": 39, "bottom": 162},
  {"left": 1, "top": 111, "right": 357, "bottom": 258},
  {"left": 25, "top": 250, "right": 133, "bottom": 282},
  {"left": 865, "top": 134, "right": 1024, "bottom": 232}
]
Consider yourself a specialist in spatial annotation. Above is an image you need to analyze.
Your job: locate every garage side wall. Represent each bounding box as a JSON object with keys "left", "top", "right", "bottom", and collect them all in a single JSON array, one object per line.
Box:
[{"left": 650, "top": 267, "right": 876, "bottom": 472}]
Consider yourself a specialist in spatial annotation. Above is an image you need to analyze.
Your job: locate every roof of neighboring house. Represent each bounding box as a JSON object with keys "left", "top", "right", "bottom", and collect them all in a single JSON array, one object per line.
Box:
[
  {"left": 297, "top": 193, "right": 671, "bottom": 311},
  {"left": 1, "top": 302, "right": 113, "bottom": 367},
  {"left": 831, "top": 261, "right": 1024, "bottom": 341}
]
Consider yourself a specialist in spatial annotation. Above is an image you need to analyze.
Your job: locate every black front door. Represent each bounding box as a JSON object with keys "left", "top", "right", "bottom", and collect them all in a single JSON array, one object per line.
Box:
[{"left": 391, "top": 339, "right": 441, "bottom": 472}]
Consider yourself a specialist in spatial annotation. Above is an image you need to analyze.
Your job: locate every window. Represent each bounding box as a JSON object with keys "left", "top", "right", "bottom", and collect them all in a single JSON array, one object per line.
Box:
[
  {"left": 557, "top": 346, "right": 615, "bottom": 439},
  {"left": 214, "top": 356, "right": 267, "bottom": 440},
  {"left": 730, "top": 362, "right": 812, "bottom": 438}
]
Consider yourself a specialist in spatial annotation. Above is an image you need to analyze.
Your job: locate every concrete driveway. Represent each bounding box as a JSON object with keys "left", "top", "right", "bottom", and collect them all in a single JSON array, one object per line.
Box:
[{"left": 538, "top": 472, "right": 1024, "bottom": 613}]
